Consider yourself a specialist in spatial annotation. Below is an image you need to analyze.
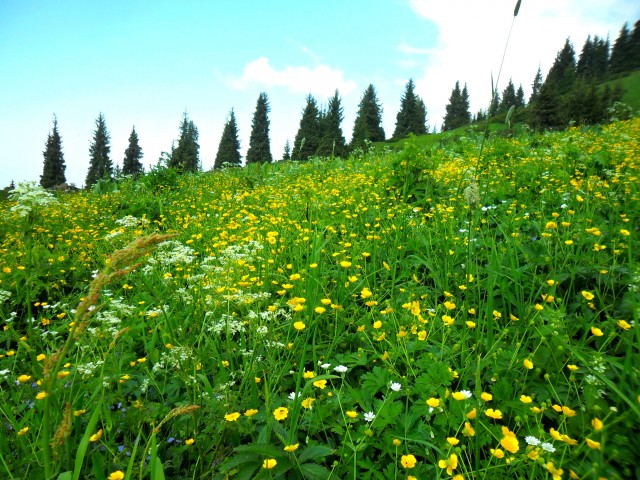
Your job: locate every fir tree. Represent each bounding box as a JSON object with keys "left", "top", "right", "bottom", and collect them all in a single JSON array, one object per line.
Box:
[
  {"left": 122, "top": 126, "right": 143, "bottom": 177},
  {"left": 246, "top": 92, "right": 273, "bottom": 164},
  {"left": 488, "top": 91, "right": 500, "bottom": 117},
  {"left": 515, "top": 85, "right": 526, "bottom": 108},
  {"left": 292, "top": 94, "right": 321, "bottom": 161},
  {"left": 214, "top": 109, "right": 241, "bottom": 168},
  {"left": 85, "top": 113, "right": 113, "bottom": 187},
  {"left": 593, "top": 36, "right": 611, "bottom": 79},
  {"left": 170, "top": 113, "right": 200, "bottom": 172},
  {"left": 631, "top": 20, "right": 640, "bottom": 71},
  {"left": 499, "top": 79, "right": 517, "bottom": 113},
  {"left": 40, "top": 115, "right": 66, "bottom": 188},
  {"left": 531, "top": 80, "right": 562, "bottom": 130},
  {"left": 529, "top": 67, "right": 543, "bottom": 104},
  {"left": 282, "top": 140, "right": 291, "bottom": 160},
  {"left": 577, "top": 35, "right": 595, "bottom": 79},
  {"left": 317, "top": 90, "right": 347, "bottom": 158},
  {"left": 609, "top": 23, "right": 632, "bottom": 74},
  {"left": 393, "top": 79, "right": 426, "bottom": 139},
  {"left": 416, "top": 98, "right": 428, "bottom": 134},
  {"left": 443, "top": 81, "right": 471, "bottom": 131},
  {"left": 546, "top": 39, "right": 577, "bottom": 95},
  {"left": 351, "top": 84, "right": 385, "bottom": 149}
]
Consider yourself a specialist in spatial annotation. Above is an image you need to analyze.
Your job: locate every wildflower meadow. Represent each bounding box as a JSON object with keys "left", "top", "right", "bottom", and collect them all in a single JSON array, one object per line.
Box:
[{"left": 0, "top": 119, "right": 639, "bottom": 479}]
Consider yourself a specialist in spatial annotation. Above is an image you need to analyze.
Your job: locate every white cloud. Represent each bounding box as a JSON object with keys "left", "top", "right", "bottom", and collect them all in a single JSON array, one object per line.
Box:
[
  {"left": 398, "top": 41, "right": 431, "bottom": 56},
  {"left": 407, "top": 0, "right": 639, "bottom": 130},
  {"left": 230, "top": 57, "right": 357, "bottom": 98}
]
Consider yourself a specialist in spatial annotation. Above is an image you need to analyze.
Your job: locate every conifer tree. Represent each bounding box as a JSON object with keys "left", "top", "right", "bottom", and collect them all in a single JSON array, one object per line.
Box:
[
  {"left": 577, "top": 35, "right": 595, "bottom": 79},
  {"left": 546, "top": 39, "right": 577, "bottom": 96},
  {"left": 416, "top": 98, "right": 428, "bottom": 134},
  {"left": 488, "top": 91, "right": 500, "bottom": 117},
  {"left": 122, "top": 126, "right": 144, "bottom": 177},
  {"left": 351, "top": 84, "right": 385, "bottom": 149},
  {"left": 292, "top": 94, "right": 321, "bottom": 160},
  {"left": 609, "top": 23, "right": 632, "bottom": 74},
  {"left": 41, "top": 115, "right": 66, "bottom": 188},
  {"left": 393, "top": 79, "right": 426, "bottom": 139},
  {"left": 85, "top": 113, "right": 113, "bottom": 187},
  {"left": 593, "top": 36, "right": 611, "bottom": 79},
  {"left": 631, "top": 20, "right": 640, "bottom": 71},
  {"left": 282, "top": 140, "right": 291, "bottom": 160},
  {"left": 317, "top": 90, "right": 347, "bottom": 158},
  {"left": 499, "top": 79, "right": 517, "bottom": 113},
  {"left": 170, "top": 113, "right": 200, "bottom": 172},
  {"left": 246, "top": 92, "right": 273, "bottom": 164},
  {"left": 214, "top": 109, "right": 241, "bottom": 168},
  {"left": 443, "top": 81, "right": 471, "bottom": 130},
  {"left": 515, "top": 85, "right": 526, "bottom": 108},
  {"left": 530, "top": 81, "right": 562, "bottom": 130},
  {"left": 529, "top": 67, "right": 543, "bottom": 104}
]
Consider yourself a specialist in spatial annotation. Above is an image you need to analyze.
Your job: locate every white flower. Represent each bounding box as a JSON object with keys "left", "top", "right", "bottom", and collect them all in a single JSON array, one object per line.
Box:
[
  {"left": 525, "top": 436, "right": 540, "bottom": 446},
  {"left": 460, "top": 390, "right": 473, "bottom": 399},
  {"left": 541, "top": 442, "right": 555, "bottom": 453},
  {"left": 288, "top": 391, "right": 301, "bottom": 401},
  {"left": 320, "top": 363, "right": 331, "bottom": 369},
  {"left": 333, "top": 365, "right": 348, "bottom": 373},
  {"left": 364, "top": 412, "right": 375, "bottom": 422},
  {"left": 390, "top": 381, "right": 402, "bottom": 392}
]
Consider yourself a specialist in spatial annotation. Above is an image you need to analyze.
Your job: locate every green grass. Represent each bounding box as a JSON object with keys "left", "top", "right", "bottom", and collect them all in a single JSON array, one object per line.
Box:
[{"left": 0, "top": 119, "right": 639, "bottom": 479}]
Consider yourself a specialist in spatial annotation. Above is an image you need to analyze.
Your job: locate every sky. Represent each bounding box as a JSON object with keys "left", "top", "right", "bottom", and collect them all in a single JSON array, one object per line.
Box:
[{"left": 1, "top": 0, "right": 638, "bottom": 189}]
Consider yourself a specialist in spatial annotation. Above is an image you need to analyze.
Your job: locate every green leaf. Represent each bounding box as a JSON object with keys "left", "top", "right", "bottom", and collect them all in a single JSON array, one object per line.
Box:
[
  {"left": 300, "top": 463, "right": 332, "bottom": 480},
  {"left": 235, "top": 443, "right": 283, "bottom": 458},
  {"left": 514, "top": 0, "right": 522, "bottom": 16},
  {"left": 298, "top": 445, "right": 334, "bottom": 464},
  {"left": 57, "top": 472, "right": 72, "bottom": 480},
  {"left": 72, "top": 396, "right": 103, "bottom": 480},
  {"left": 361, "top": 366, "right": 389, "bottom": 394}
]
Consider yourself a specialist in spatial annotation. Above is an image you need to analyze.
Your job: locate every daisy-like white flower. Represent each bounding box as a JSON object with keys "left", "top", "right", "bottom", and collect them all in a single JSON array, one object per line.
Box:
[
  {"left": 333, "top": 365, "right": 348, "bottom": 373},
  {"left": 390, "top": 381, "right": 402, "bottom": 392},
  {"left": 364, "top": 411, "right": 375, "bottom": 422},
  {"left": 288, "top": 391, "right": 301, "bottom": 401},
  {"left": 541, "top": 442, "right": 556, "bottom": 453},
  {"left": 320, "top": 363, "right": 331, "bottom": 369},
  {"left": 525, "top": 436, "right": 540, "bottom": 446}
]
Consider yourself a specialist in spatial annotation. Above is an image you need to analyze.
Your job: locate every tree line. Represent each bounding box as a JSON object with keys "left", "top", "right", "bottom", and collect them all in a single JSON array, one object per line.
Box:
[{"left": 38, "top": 19, "right": 639, "bottom": 189}]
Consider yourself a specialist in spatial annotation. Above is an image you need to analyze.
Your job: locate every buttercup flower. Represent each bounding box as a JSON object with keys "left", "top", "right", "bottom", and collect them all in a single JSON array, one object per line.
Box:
[
  {"left": 401, "top": 454, "right": 417, "bottom": 468},
  {"left": 273, "top": 407, "right": 289, "bottom": 421}
]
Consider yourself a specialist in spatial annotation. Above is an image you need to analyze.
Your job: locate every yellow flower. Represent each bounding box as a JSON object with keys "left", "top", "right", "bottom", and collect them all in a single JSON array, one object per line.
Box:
[
  {"left": 293, "top": 321, "right": 306, "bottom": 331},
  {"left": 301, "top": 398, "right": 315, "bottom": 409},
  {"left": 617, "top": 319, "right": 631, "bottom": 330},
  {"left": 466, "top": 321, "right": 476, "bottom": 328},
  {"left": 581, "top": 291, "right": 594, "bottom": 301},
  {"left": 591, "top": 326, "right": 603, "bottom": 337},
  {"left": 314, "top": 307, "right": 326, "bottom": 314},
  {"left": 586, "top": 438, "right": 601, "bottom": 450},
  {"left": 36, "top": 392, "right": 48, "bottom": 400},
  {"left": 426, "top": 397, "right": 440, "bottom": 408},
  {"left": 17, "top": 426, "right": 29, "bottom": 436},
  {"left": 462, "top": 422, "right": 475, "bottom": 437},
  {"left": 373, "top": 320, "right": 382, "bottom": 329},
  {"left": 185, "top": 438, "right": 194, "bottom": 445},
  {"left": 108, "top": 471, "right": 125, "bottom": 480},
  {"left": 444, "top": 301, "right": 456, "bottom": 310},
  {"left": 620, "top": 229, "right": 630, "bottom": 236},
  {"left": 303, "top": 370, "right": 316, "bottom": 379},
  {"left": 452, "top": 476, "right": 465, "bottom": 480},
  {"left": 313, "top": 379, "right": 327, "bottom": 389},
  {"left": 224, "top": 412, "right": 241, "bottom": 422},
  {"left": 567, "top": 364, "right": 579, "bottom": 371},
  {"left": 340, "top": 261, "right": 352, "bottom": 268},
  {"left": 401, "top": 454, "right": 417, "bottom": 469},
  {"left": 438, "top": 453, "right": 458, "bottom": 475},
  {"left": 392, "top": 438, "right": 402, "bottom": 446},
  {"left": 89, "top": 429, "right": 103, "bottom": 442},
  {"left": 451, "top": 391, "right": 468, "bottom": 401},
  {"left": 500, "top": 427, "right": 519, "bottom": 453},
  {"left": 485, "top": 409, "right": 503, "bottom": 419},
  {"left": 273, "top": 407, "right": 289, "bottom": 421},
  {"left": 480, "top": 392, "right": 492, "bottom": 402},
  {"left": 447, "top": 437, "right": 460, "bottom": 445},
  {"left": 466, "top": 408, "right": 477, "bottom": 419},
  {"left": 284, "top": 443, "right": 299, "bottom": 452},
  {"left": 591, "top": 418, "right": 603, "bottom": 431},
  {"left": 562, "top": 406, "right": 576, "bottom": 417},
  {"left": 491, "top": 448, "right": 504, "bottom": 459},
  {"left": 262, "top": 458, "right": 277, "bottom": 469},
  {"left": 520, "top": 395, "right": 532, "bottom": 404},
  {"left": 523, "top": 359, "right": 533, "bottom": 370},
  {"left": 346, "top": 410, "right": 358, "bottom": 418},
  {"left": 17, "top": 375, "right": 32, "bottom": 383},
  {"left": 254, "top": 377, "right": 261, "bottom": 383},
  {"left": 244, "top": 409, "right": 258, "bottom": 417},
  {"left": 361, "top": 287, "right": 373, "bottom": 299}
]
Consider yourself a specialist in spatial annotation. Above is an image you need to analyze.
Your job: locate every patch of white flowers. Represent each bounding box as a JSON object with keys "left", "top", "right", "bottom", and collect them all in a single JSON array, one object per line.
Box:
[{"left": 7, "top": 182, "right": 58, "bottom": 218}]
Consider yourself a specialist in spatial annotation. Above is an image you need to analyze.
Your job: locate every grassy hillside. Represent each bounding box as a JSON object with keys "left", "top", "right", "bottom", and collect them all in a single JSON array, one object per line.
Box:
[{"left": 1, "top": 120, "right": 639, "bottom": 479}]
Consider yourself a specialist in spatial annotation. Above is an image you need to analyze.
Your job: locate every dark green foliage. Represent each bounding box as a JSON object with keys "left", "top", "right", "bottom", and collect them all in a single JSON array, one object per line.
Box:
[
  {"left": 577, "top": 35, "right": 610, "bottom": 81},
  {"left": 214, "top": 109, "right": 242, "bottom": 168},
  {"left": 246, "top": 92, "right": 273, "bottom": 164},
  {"left": 292, "top": 94, "right": 321, "bottom": 160},
  {"left": 529, "top": 67, "right": 543, "bottom": 104},
  {"left": 632, "top": 20, "right": 640, "bottom": 71},
  {"left": 317, "top": 90, "right": 347, "bottom": 158},
  {"left": 530, "top": 80, "right": 563, "bottom": 130},
  {"left": 122, "top": 126, "right": 143, "bottom": 177},
  {"left": 351, "top": 84, "right": 385, "bottom": 149},
  {"left": 40, "top": 115, "right": 66, "bottom": 188},
  {"left": 546, "top": 38, "right": 577, "bottom": 96},
  {"left": 392, "top": 79, "right": 427, "bottom": 139},
  {"left": 499, "top": 79, "right": 517, "bottom": 113},
  {"left": 169, "top": 113, "right": 200, "bottom": 172},
  {"left": 85, "top": 113, "right": 113, "bottom": 187},
  {"left": 282, "top": 140, "right": 291, "bottom": 161},
  {"left": 515, "top": 85, "right": 525, "bottom": 108},
  {"left": 488, "top": 90, "right": 500, "bottom": 117},
  {"left": 610, "top": 23, "right": 632, "bottom": 75},
  {"left": 442, "top": 81, "right": 471, "bottom": 131},
  {"left": 567, "top": 80, "right": 608, "bottom": 125}
]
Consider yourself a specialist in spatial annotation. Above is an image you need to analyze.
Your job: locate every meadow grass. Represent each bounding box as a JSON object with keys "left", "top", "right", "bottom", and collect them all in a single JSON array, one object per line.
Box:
[{"left": 0, "top": 119, "right": 639, "bottom": 479}]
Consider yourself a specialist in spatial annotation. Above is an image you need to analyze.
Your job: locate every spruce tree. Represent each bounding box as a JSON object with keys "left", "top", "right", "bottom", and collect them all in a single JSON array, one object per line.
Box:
[
  {"left": 41, "top": 115, "right": 66, "bottom": 188},
  {"left": 122, "top": 126, "right": 143, "bottom": 177},
  {"left": 292, "top": 94, "right": 321, "bottom": 161},
  {"left": 531, "top": 80, "right": 562, "bottom": 130},
  {"left": 609, "top": 23, "right": 632, "bottom": 74},
  {"left": 85, "top": 113, "right": 113, "bottom": 187},
  {"left": 593, "top": 36, "right": 611, "bottom": 80},
  {"left": 170, "top": 113, "right": 200, "bottom": 172},
  {"left": 246, "top": 92, "right": 273, "bottom": 164},
  {"left": 515, "top": 85, "right": 526, "bottom": 108},
  {"left": 577, "top": 35, "right": 595, "bottom": 79},
  {"left": 214, "top": 109, "right": 242, "bottom": 168},
  {"left": 351, "top": 84, "right": 385, "bottom": 149},
  {"left": 282, "top": 140, "right": 291, "bottom": 160},
  {"left": 488, "top": 91, "right": 500, "bottom": 117},
  {"left": 499, "top": 79, "right": 517, "bottom": 113},
  {"left": 393, "top": 79, "right": 426, "bottom": 139},
  {"left": 546, "top": 39, "right": 577, "bottom": 96},
  {"left": 529, "top": 67, "right": 543, "bottom": 104},
  {"left": 317, "top": 90, "right": 347, "bottom": 158},
  {"left": 631, "top": 20, "right": 640, "bottom": 71},
  {"left": 416, "top": 98, "right": 428, "bottom": 134},
  {"left": 443, "top": 81, "right": 471, "bottom": 131}
]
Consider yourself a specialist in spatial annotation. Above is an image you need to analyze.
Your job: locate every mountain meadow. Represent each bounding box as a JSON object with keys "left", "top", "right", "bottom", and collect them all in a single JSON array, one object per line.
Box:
[{"left": 1, "top": 116, "right": 639, "bottom": 479}]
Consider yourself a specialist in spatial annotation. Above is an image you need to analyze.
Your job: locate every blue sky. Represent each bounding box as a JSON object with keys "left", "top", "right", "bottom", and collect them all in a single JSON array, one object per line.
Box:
[{"left": 1, "top": 0, "right": 638, "bottom": 188}]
